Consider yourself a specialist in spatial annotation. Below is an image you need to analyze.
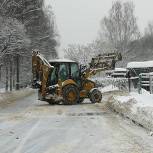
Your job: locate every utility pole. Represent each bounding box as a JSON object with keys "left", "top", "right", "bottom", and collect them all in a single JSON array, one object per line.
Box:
[{"left": 16, "top": 54, "right": 20, "bottom": 90}]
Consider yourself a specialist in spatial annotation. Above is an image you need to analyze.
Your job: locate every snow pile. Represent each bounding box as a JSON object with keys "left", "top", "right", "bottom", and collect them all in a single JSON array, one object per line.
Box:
[
  {"left": 0, "top": 88, "right": 35, "bottom": 105},
  {"left": 100, "top": 85, "right": 119, "bottom": 93},
  {"left": 107, "top": 89, "right": 153, "bottom": 131}
]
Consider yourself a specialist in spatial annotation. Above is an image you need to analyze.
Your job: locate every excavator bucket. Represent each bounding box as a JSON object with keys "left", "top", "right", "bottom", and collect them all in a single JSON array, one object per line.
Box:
[{"left": 89, "top": 52, "right": 122, "bottom": 69}]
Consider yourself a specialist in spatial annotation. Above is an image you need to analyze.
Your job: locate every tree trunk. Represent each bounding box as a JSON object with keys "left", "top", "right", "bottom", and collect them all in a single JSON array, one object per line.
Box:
[
  {"left": 16, "top": 55, "right": 20, "bottom": 90},
  {"left": 5, "top": 66, "right": 8, "bottom": 91},
  {"left": 0, "top": 65, "right": 1, "bottom": 81},
  {"left": 10, "top": 63, "right": 13, "bottom": 91},
  {"left": 13, "top": 65, "right": 15, "bottom": 89}
]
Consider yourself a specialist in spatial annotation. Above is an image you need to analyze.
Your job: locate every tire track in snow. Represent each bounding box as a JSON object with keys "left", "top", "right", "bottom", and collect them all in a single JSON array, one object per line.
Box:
[{"left": 13, "top": 119, "right": 41, "bottom": 153}]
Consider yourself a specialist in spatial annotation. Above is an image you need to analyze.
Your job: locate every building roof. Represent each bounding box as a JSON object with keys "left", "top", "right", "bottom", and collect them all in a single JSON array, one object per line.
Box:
[
  {"left": 127, "top": 61, "right": 153, "bottom": 68},
  {"left": 49, "top": 59, "right": 76, "bottom": 63},
  {"left": 114, "top": 68, "right": 127, "bottom": 72}
]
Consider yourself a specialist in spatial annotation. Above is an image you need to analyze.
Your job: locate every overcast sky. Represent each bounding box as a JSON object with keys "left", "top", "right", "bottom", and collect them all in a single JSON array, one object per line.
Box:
[{"left": 45, "top": 0, "right": 153, "bottom": 51}]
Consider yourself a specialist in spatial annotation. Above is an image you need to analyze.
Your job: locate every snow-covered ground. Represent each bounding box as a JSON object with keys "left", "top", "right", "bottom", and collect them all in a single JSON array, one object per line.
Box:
[
  {"left": 0, "top": 92, "right": 153, "bottom": 153},
  {"left": 0, "top": 88, "right": 5, "bottom": 93},
  {"left": 0, "top": 88, "right": 35, "bottom": 105},
  {"left": 95, "top": 78, "right": 153, "bottom": 132},
  {"left": 107, "top": 88, "right": 153, "bottom": 132}
]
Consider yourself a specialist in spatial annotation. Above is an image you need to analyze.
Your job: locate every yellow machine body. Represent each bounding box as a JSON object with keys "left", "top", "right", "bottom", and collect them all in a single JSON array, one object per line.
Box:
[{"left": 32, "top": 50, "right": 122, "bottom": 104}]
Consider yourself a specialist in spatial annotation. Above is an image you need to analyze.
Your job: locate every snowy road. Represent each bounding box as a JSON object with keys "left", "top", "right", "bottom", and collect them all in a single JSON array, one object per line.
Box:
[{"left": 0, "top": 93, "right": 153, "bottom": 153}]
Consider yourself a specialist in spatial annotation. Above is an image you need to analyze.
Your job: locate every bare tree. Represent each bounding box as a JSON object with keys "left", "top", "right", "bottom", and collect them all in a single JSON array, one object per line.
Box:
[
  {"left": 145, "top": 21, "right": 153, "bottom": 36},
  {"left": 64, "top": 44, "right": 95, "bottom": 65},
  {"left": 100, "top": 1, "right": 139, "bottom": 52}
]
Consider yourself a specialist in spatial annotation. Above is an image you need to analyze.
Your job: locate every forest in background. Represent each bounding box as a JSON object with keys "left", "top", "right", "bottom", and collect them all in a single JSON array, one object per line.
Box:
[
  {"left": 0, "top": 0, "right": 59, "bottom": 91},
  {"left": 65, "top": 1, "right": 153, "bottom": 67}
]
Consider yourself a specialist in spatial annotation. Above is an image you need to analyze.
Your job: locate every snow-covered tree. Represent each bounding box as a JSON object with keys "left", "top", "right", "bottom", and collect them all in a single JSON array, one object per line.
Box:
[
  {"left": 0, "top": 17, "right": 30, "bottom": 57},
  {"left": 0, "top": 16, "right": 30, "bottom": 91},
  {"left": 0, "top": 0, "right": 59, "bottom": 90},
  {"left": 0, "top": 0, "right": 59, "bottom": 58}
]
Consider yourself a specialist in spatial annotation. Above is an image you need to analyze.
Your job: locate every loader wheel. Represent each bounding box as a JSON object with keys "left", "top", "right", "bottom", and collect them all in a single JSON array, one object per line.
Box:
[
  {"left": 62, "top": 85, "right": 79, "bottom": 105},
  {"left": 78, "top": 98, "right": 85, "bottom": 104},
  {"left": 47, "top": 99, "right": 56, "bottom": 105},
  {"left": 89, "top": 88, "right": 102, "bottom": 103},
  {"left": 38, "top": 89, "right": 45, "bottom": 101}
]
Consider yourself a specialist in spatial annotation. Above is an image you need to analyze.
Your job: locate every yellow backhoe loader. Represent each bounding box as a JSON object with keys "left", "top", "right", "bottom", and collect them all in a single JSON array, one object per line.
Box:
[{"left": 32, "top": 50, "right": 122, "bottom": 105}]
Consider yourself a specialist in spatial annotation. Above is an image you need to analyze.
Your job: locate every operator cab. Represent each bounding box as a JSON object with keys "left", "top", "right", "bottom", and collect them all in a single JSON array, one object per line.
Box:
[{"left": 48, "top": 59, "right": 80, "bottom": 86}]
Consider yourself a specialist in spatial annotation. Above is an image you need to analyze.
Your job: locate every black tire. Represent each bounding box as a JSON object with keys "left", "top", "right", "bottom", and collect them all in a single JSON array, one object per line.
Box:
[
  {"left": 62, "top": 85, "right": 79, "bottom": 105},
  {"left": 78, "top": 98, "right": 85, "bottom": 104},
  {"left": 38, "top": 89, "right": 45, "bottom": 101},
  {"left": 47, "top": 99, "right": 56, "bottom": 105},
  {"left": 89, "top": 88, "right": 102, "bottom": 103}
]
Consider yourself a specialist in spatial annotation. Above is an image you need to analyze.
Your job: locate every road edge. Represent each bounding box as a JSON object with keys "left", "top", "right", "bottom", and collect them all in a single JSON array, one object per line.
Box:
[{"left": 105, "top": 91, "right": 153, "bottom": 132}]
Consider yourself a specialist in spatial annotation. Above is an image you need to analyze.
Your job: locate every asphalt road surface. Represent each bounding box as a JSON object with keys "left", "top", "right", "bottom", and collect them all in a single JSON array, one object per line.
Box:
[{"left": 0, "top": 92, "right": 153, "bottom": 153}]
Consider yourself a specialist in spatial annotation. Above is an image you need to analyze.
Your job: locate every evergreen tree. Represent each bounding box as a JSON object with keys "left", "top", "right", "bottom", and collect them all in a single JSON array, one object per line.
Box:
[
  {"left": 0, "top": 0, "right": 59, "bottom": 90},
  {"left": 0, "top": 0, "right": 58, "bottom": 58}
]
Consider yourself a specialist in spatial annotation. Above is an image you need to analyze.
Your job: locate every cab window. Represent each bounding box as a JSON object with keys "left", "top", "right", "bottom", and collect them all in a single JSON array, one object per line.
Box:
[
  {"left": 50, "top": 67, "right": 58, "bottom": 85},
  {"left": 70, "top": 63, "right": 79, "bottom": 79},
  {"left": 59, "top": 63, "right": 69, "bottom": 81}
]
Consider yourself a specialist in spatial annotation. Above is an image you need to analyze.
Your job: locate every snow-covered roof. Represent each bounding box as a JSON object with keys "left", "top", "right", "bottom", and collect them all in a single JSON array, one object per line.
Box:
[
  {"left": 49, "top": 59, "right": 76, "bottom": 63},
  {"left": 112, "top": 73, "right": 126, "bottom": 76},
  {"left": 127, "top": 61, "right": 153, "bottom": 68},
  {"left": 114, "top": 68, "right": 127, "bottom": 72}
]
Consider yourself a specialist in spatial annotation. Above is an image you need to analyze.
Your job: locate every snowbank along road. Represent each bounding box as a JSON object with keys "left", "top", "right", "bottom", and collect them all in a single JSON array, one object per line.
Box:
[{"left": 0, "top": 92, "right": 153, "bottom": 153}]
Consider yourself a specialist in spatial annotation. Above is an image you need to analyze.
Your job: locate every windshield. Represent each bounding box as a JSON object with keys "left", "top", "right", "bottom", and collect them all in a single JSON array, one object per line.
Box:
[
  {"left": 70, "top": 63, "right": 79, "bottom": 80},
  {"left": 50, "top": 67, "right": 58, "bottom": 85},
  {"left": 58, "top": 63, "right": 69, "bottom": 81}
]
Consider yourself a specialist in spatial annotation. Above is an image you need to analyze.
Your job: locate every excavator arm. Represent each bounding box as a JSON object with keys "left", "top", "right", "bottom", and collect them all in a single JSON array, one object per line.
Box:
[
  {"left": 32, "top": 50, "right": 54, "bottom": 97},
  {"left": 90, "top": 52, "right": 122, "bottom": 69},
  {"left": 82, "top": 52, "right": 122, "bottom": 79}
]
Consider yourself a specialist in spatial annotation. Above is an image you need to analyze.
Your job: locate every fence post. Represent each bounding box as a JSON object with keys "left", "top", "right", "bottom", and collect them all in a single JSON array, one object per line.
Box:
[
  {"left": 151, "top": 74, "right": 153, "bottom": 94},
  {"left": 138, "top": 74, "right": 142, "bottom": 94},
  {"left": 128, "top": 78, "right": 131, "bottom": 92},
  {"left": 149, "top": 73, "right": 153, "bottom": 94}
]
